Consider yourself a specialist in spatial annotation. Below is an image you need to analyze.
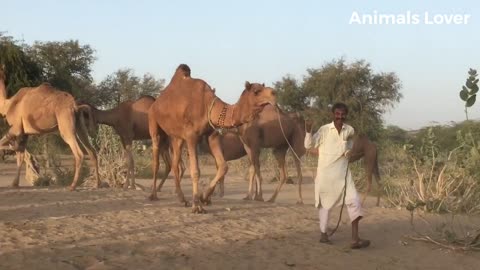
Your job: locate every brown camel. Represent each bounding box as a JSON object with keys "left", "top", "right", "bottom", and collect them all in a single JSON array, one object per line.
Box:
[
  {"left": 0, "top": 65, "right": 100, "bottom": 190},
  {"left": 215, "top": 106, "right": 306, "bottom": 203},
  {"left": 83, "top": 96, "right": 181, "bottom": 189},
  {"left": 148, "top": 64, "right": 276, "bottom": 213}
]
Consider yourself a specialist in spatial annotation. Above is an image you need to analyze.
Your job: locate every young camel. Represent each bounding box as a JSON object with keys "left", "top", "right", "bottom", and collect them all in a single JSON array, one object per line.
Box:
[
  {"left": 0, "top": 65, "right": 100, "bottom": 190},
  {"left": 148, "top": 64, "right": 276, "bottom": 213},
  {"left": 306, "top": 134, "right": 382, "bottom": 206},
  {"left": 83, "top": 96, "right": 178, "bottom": 189}
]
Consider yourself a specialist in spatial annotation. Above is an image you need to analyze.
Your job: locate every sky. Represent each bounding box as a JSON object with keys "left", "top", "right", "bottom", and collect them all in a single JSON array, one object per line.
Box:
[{"left": 2, "top": 0, "right": 479, "bottom": 130}]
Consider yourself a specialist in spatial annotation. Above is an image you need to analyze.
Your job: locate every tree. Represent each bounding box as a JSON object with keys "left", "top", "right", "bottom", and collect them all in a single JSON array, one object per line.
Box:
[
  {"left": 0, "top": 33, "right": 43, "bottom": 95},
  {"left": 27, "top": 40, "right": 96, "bottom": 102},
  {"left": 275, "top": 58, "right": 403, "bottom": 139},
  {"left": 96, "top": 69, "right": 165, "bottom": 108}
]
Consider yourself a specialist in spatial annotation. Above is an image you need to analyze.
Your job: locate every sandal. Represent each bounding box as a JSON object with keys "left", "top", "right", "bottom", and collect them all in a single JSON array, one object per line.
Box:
[
  {"left": 319, "top": 233, "right": 332, "bottom": 245},
  {"left": 350, "top": 239, "right": 370, "bottom": 249}
]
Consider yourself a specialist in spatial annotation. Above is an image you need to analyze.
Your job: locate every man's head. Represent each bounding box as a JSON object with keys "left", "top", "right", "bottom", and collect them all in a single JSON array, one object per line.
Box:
[{"left": 331, "top": 102, "right": 348, "bottom": 127}]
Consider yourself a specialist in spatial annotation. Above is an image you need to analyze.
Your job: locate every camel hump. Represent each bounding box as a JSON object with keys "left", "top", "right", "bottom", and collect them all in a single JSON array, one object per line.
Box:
[{"left": 176, "top": 64, "right": 191, "bottom": 78}]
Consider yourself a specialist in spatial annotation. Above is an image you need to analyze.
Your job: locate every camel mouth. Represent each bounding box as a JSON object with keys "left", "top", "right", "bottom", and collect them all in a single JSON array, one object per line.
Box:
[{"left": 258, "top": 100, "right": 276, "bottom": 108}]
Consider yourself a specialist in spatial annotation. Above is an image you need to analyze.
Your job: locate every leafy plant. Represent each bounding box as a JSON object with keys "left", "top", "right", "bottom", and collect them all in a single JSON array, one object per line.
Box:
[{"left": 459, "top": 69, "right": 478, "bottom": 120}]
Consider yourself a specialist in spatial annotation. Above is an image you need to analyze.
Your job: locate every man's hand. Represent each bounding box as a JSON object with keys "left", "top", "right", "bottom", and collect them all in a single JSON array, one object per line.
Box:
[
  {"left": 305, "top": 119, "right": 313, "bottom": 133},
  {"left": 344, "top": 150, "right": 352, "bottom": 159}
]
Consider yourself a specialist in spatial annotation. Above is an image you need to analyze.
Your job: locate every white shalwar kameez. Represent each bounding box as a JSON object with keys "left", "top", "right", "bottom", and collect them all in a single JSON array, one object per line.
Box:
[{"left": 304, "top": 122, "right": 362, "bottom": 233}]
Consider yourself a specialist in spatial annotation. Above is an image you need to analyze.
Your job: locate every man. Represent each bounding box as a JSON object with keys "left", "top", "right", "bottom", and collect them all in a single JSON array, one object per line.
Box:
[{"left": 304, "top": 102, "right": 370, "bottom": 249}]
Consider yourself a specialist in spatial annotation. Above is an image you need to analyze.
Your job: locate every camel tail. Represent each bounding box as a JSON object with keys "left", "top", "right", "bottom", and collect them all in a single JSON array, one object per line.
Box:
[{"left": 76, "top": 104, "right": 96, "bottom": 136}]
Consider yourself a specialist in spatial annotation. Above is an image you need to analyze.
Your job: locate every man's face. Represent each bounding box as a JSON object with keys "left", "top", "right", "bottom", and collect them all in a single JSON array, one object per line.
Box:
[{"left": 333, "top": 108, "right": 347, "bottom": 126}]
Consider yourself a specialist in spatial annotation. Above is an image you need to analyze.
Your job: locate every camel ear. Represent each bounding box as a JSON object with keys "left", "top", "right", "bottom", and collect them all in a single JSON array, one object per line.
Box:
[
  {"left": 245, "top": 81, "right": 251, "bottom": 90},
  {"left": 262, "top": 83, "right": 265, "bottom": 87},
  {"left": 212, "top": 88, "right": 216, "bottom": 93}
]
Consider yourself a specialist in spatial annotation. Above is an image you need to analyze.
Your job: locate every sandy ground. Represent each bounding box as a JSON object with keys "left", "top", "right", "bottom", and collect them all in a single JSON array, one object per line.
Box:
[{"left": 1, "top": 157, "right": 479, "bottom": 270}]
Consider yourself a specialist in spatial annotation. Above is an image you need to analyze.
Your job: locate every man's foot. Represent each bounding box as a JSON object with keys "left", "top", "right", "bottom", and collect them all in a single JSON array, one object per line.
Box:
[
  {"left": 350, "top": 239, "right": 370, "bottom": 249},
  {"left": 319, "top": 233, "right": 332, "bottom": 244}
]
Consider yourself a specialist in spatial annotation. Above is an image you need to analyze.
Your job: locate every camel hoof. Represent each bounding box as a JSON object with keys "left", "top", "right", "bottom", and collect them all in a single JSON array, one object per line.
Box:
[
  {"left": 148, "top": 194, "right": 159, "bottom": 201},
  {"left": 254, "top": 196, "right": 264, "bottom": 202},
  {"left": 266, "top": 198, "right": 275, "bottom": 203},
  {"left": 243, "top": 195, "right": 252, "bottom": 201},
  {"left": 191, "top": 205, "right": 207, "bottom": 214},
  {"left": 183, "top": 201, "right": 191, "bottom": 207},
  {"left": 296, "top": 200, "right": 304, "bottom": 205},
  {"left": 69, "top": 185, "right": 76, "bottom": 191},
  {"left": 11, "top": 184, "right": 20, "bottom": 189}
]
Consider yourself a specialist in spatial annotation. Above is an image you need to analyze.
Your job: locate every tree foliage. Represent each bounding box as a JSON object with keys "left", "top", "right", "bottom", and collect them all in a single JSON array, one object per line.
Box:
[
  {"left": 26, "top": 40, "right": 96, "bottom": 101},
  {"left": 0, "top": 33, "right": 43, "bottom": 95},
  {"left": 96, "top": 68, "right": 165, "bottom": 108},
  {"left": 275, "top": 58, "right": 403, "bottom": 139}
]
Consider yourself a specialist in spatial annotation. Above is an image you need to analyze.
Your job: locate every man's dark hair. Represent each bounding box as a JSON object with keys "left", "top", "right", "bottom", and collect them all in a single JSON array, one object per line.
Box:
[{"left": 331, "top": 102, "right": 349, "bottom": 114}]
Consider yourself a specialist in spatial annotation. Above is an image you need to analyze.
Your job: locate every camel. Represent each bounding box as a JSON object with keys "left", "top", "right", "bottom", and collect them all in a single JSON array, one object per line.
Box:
[
  {"left": 148, "top": 64, "right": 276, "bottom": 213},
  {"left": 82, "top": 96, "right": 179, "bottom": 189},
  {"left": 215, "top": 106, "right": 306, "bottom": 203},
  {"left": 0, "top": 65, "right": 100, "bottom": 190}
]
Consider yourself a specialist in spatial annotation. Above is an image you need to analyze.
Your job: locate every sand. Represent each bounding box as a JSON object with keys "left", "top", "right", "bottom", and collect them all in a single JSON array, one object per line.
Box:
[{"left": 0, "top": 159, "right": 479, "bottom": 270}]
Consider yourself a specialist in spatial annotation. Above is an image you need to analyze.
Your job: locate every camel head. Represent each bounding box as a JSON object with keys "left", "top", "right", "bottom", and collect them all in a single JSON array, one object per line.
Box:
[{"left": 237, "top": 81, "right": 277, "bottom": 123}]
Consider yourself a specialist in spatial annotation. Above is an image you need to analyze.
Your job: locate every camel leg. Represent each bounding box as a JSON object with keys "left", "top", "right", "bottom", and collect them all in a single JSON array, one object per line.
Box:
[
  {"left": 293, "top": 157, "right": 304, "bottom": 204},
  {"left": 247, "top": 148, "right": 264, "bottom": 202},
  {"left": 156, "top": 142, "right": 172, "bottom": 192},
  {"left": 57, "top": 114, "right": 85, "bottom": 191},
  {"left": 362, "top": 163, "right": 373, "bottom": 207},
  {"left": 148, "top": 122, "right": 162, "bottom": 200},
  {"left": 217, "top": 176, "right": 225, "bottom": 198},
  {"left": 65, "top": 139, "right": 84, "bottom": 191},
  {"left": 243, "top": 161, "right": 255, "bottom": 200},
  {"left": 77, "top": 126, "right": 101, "bottom": 188},
  {"left": 121, "top": 144, "right": 135, "bottom": 189},
  {"left": 212, "top": 158, "right": 225, "bottom": 197},
  {"left": 201, "top": 133, "right": 228, "bottom": 206},
  {"left": 185, "top": 136, "right": 206, "bottom": 214},
  {"left": 11, "top": 151, "right": 25, "bottom": 187},
  {"left": 122, "top": 147, "right": 131, "bottom": 189},
  {"left": 170, "top": 138, "right": 188, "bottom": 205},
  {"left": 267, "top": 147, "right": 288, "bottom": 203}
]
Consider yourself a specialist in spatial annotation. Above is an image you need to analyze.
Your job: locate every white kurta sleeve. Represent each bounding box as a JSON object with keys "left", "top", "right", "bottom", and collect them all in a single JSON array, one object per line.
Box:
[{"left": 304, "top": 128, "right": 323, "bottom": 149}]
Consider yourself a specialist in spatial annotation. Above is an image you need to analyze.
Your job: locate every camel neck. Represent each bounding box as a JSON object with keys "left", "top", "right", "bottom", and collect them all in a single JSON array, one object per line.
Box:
[
  {"left": 209, "top": 98, "right": 240, "bottom": 128},
  {"left": 93, "top": 107, "right": 118, "bottom": 126}
]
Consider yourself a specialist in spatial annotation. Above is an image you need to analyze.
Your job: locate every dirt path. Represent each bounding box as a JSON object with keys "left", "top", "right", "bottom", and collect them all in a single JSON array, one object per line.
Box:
[{"left": 0, "top": 161, "right": 479, "bottom": 269}]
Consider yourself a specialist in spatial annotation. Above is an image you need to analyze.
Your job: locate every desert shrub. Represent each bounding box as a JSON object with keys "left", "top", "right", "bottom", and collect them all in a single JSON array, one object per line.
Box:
[{"left": 382, "top": 127, "right": 480, "bottom": 214}]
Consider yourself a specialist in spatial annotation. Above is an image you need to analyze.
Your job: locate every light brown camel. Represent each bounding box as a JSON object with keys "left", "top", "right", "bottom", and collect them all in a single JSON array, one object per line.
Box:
[
  {"left": 83, "top": 96, "right": 182, "bottom": 189},
  {"left": 148, "top": 64, "right": 276, "bottom": 213},
  {"left": 0, "top": 65, "right": 100, "bottom": 190}
]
